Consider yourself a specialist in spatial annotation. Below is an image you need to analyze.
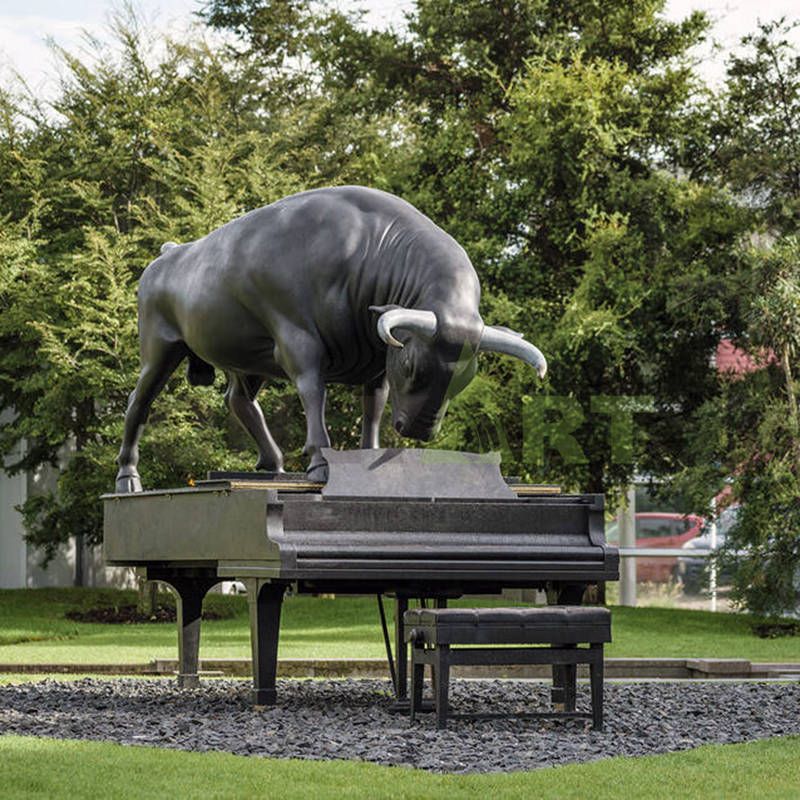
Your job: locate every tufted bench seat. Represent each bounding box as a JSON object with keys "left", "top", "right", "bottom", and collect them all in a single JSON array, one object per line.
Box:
[{"left": 404, "top": 606, "right": 611, "bottom": 730}]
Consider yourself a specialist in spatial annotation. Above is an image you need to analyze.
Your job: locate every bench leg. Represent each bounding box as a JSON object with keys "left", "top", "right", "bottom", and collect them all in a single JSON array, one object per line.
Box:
[
  {"left": 563, "top": 667, "right": 577, "bottom": 712},
  {"left": 394, "top": 597, "right": 409, "bottom": 702},
  {"left": 434, "top": 645, "right": 450, "bottom": 730},
  {"left": 410, "top": 645, "right": 424, "bottom": 722},
  {"left": 551, "top": 659, "right": 565, "bottom": 710},
  {"left": 590, "top": 644, "right": 604, "bottom": 731}
]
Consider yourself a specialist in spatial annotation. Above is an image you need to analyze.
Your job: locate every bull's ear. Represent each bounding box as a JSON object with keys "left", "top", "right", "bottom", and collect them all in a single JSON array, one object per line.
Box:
[{"left": 368, "top": 304, "right": 402, "bottom": 315}]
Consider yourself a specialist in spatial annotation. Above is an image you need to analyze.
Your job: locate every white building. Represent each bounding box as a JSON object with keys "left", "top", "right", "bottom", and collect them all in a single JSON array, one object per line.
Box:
[{"left": 0, "top": 411, "right": 133, "bottom": 589}]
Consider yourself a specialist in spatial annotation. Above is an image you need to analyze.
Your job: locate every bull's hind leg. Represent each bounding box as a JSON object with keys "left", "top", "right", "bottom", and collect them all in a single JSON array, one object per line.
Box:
[
  {"left": 225, "top": 373, "right": 284, "bottom": 472},
  {"left": 116, "top": 338, "right": 187, "bottom": 493}
]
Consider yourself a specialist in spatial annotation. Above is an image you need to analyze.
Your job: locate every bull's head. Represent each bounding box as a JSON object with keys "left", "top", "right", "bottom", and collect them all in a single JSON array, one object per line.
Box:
[{"left": 370, "top": 305, "right": 547, "bottom": 441}]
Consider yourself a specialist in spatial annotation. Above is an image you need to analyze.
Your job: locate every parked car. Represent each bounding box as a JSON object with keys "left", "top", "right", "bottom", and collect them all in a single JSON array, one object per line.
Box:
[
  {"left": 606, "top": 512, "right": 705, "bottom": 583},
  {"left": 674, "top": 506, "right": 740, "bottom": 594}
]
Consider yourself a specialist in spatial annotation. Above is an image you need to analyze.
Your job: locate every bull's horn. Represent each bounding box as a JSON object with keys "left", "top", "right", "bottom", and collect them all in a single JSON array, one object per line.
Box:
[
  {"left": 479, "top": 325, "right": 548, "bottom": 378},
  {"left": 370, "top": 306, "right": 437, "bottom": 348}
]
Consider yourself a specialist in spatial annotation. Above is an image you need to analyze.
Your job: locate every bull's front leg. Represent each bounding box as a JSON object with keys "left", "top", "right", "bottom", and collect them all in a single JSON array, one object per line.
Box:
[
  {"left": 116, "top": 339, "right": 185, "bottom": 493},
  {"left": 361, "top": 374, "right": 388, "bottom": 449},
  {"left": 295, "top": 371, "right": 331, "bottom": 482}
]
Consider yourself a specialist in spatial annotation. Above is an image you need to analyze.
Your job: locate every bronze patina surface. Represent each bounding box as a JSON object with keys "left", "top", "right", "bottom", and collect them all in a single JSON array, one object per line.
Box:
[{"left": 114, "top": 186, "right": 548, "bottom": 491}]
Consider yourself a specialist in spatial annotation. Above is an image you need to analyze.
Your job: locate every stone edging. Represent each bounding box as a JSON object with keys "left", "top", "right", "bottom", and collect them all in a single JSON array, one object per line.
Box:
[{"left": 1, "top": 657, "right": 799, "bottom": 680}]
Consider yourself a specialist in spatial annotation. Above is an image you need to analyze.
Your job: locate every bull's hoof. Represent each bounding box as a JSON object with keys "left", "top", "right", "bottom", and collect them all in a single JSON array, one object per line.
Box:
[
  {"left": 306, "top": 462, "right": 329, "bottom": 483},
  {"left": 115, "top": 469, "right": 143, "bottom": 494},
  {"left": 255, "top": 457, "right": 285, "bottom": 473}
]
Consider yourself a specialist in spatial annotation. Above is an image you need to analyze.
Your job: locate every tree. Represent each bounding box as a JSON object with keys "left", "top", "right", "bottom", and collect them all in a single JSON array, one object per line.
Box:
[
  {"left": 672, "top": 20, "right": 800, "bottom": 616},
  {"left": 205, "top": 0, "right": 746, "bottom": 501},
  {"left": 673, "top": 239, "right": 800, "bottom": 617},
  {"left": 1, "top": 2, "right": 775, "bottom": 580},
  {"left": 707, "top": 18, "right": 800, "bottom": 232},
  {"left": 0, "top": 15, "right": 388, "bottom": 563}
]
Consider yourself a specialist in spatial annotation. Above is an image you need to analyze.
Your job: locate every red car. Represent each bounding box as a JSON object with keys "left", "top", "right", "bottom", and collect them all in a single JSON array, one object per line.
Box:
[{"left": 606, "top": 512, "right": 705, "bottom": 583}]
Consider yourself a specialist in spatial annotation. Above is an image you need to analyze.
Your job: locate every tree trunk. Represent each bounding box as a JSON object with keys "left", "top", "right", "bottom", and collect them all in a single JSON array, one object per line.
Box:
[
  {"left": 780, "top": 345, "right": 800, "bottom": 471},
  {"left": 137, "top": 578, "right": 159, "bottom": 617}
]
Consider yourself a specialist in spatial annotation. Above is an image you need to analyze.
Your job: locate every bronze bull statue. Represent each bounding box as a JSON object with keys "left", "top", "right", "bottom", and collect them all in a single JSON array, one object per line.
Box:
[{"left": 116, "top": 186, "right": 546, "bottom": 492}]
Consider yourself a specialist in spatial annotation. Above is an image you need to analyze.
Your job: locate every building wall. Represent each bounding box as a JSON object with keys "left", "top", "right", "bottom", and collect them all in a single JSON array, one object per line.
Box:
[
  {"left": 0, "top": 442, "right": 27, "bottom": 588},
  {"left": 0, "top": 409, "right": 134, "bottom": 589}
]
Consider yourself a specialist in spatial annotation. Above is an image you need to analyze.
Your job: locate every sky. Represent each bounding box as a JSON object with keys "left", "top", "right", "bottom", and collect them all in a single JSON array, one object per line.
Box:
[{"left": 1, "top": 0, "right": 799, "bottom": 97}]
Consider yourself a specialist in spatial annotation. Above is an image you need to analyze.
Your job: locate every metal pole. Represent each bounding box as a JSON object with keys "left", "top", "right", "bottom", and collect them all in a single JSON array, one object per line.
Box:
[
  {"left": 73, "top": 534, "right": 85, "bottom": 587},
  {"left": 619, "top": 485, "right": 637, "bottom": 607},
  {"left": 377, "top": 594, "right": 397, "bottom": 693},
  {"left": 709, "top": 495, "right": 718, "bottom": 613}
]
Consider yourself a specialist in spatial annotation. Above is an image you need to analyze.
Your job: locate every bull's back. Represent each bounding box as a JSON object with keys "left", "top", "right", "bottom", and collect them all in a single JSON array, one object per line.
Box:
[{"left": 137, "top": 186, "right": 473, "bottom": 375}]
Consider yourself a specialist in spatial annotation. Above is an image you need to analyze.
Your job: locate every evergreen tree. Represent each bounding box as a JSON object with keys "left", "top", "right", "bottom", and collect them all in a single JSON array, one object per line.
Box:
[
  {"left": 675, "top": 20, "right": 800, "bottom": 616},
  {"left": 205, "top": 0, "right": 746, "bottom": 497},
  {"left": 0, "top": 17, "right": 386, "bottom": 559},
  {"left": 4, "top": 2, "right": 794, "bottom": 619}
]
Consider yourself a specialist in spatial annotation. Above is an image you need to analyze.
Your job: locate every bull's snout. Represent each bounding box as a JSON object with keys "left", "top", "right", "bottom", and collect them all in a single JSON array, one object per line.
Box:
[
  {"left": 395, "top": 418, "right": 439, "bottom": 441},
  {"left": 392, "top": 402, "right": 443, "bottom": 441},
  {"left": 413, "top": 427, "right": 437, "bottom": 442}
]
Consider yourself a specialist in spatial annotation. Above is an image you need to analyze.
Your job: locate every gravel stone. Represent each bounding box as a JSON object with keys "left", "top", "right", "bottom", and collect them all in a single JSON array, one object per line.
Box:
[{"left": 1, "top": 678, "right": 799, "bottom": 773}]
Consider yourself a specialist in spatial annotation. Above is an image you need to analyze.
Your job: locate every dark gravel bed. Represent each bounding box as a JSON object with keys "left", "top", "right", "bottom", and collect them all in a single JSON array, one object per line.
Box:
[{"left": 1, "top": 678, "right": 799, "bottom": 773}]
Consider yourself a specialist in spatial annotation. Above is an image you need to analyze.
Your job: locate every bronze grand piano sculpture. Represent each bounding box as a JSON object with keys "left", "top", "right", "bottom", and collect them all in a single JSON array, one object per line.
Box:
[{"left": 104, "top": 186, "right": 618, "bottom": 706}]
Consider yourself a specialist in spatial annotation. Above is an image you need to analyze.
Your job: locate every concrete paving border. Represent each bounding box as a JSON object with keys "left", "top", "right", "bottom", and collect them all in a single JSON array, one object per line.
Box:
[{"left": 1, "top": 657, "right": 799, "bottom": 680}]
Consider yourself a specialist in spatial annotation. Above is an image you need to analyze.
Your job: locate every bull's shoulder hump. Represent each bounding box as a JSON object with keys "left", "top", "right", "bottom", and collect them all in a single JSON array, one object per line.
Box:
[
  {"left": 205, "top": 187, "right": 404, "bottom": 243},
  {"left": 198, "top": 185, "right": 442, "bottom": 238},
  {"left": 262, "top": 185, "right": 398, "bottom": 217},
  {"left": 303, "top": 187, "right": 476, "bottom": 268},
  {"left": 257, "top": 185, "right": 431, "bottom": 228},
  {"left": 193, "top": 186, "right": 471, "bottom": 266},
  {"left": 315, "top": 185, "right": 432, "bottom": 221}
]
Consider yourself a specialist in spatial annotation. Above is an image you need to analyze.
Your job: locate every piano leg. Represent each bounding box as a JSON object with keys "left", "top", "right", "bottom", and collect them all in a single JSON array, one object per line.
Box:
[
  {"left": 247, "top": 580, "right": 285, "bottom": 707},
  {"left": 562, "top": 644, "right": 577, "bottom": 712},
  {"left": 556, "top": 583, "right": 586, "bottom": 605},
  {"left": 164, "top": 575, "right": 217, "bottom": 689}
]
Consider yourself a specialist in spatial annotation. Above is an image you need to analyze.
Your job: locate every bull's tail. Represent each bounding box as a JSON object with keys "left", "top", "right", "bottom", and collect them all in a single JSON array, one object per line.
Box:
[{"left": 186, "top": 351, "right": 216, "bottom": 386}]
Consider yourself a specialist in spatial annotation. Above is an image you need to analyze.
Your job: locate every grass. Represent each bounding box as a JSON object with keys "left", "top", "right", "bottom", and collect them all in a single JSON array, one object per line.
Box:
[
  {"left": 0, "top": 588, "right": 798, "bottom": 666},
  {"left": 4, "top": 590, "right": 797, "bottom": 798},
  {"left": 1, "top": 734, "right": 799, "bottom": 799}
]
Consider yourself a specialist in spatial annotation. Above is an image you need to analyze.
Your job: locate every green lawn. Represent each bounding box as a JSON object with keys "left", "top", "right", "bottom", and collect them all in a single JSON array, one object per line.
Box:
[
  {"left": 1, "top": 734, "right": 799, "bottom": 799},
  {"left": 0, "top": 588, "right": 798, "bottom": 666}
]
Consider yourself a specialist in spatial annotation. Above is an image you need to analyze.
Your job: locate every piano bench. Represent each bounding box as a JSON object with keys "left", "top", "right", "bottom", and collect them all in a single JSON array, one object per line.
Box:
[{"left": 404, "top": 606, "right": 611, "bottom": 731}]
